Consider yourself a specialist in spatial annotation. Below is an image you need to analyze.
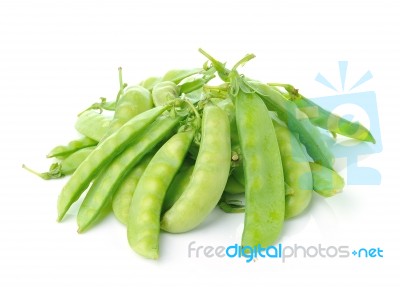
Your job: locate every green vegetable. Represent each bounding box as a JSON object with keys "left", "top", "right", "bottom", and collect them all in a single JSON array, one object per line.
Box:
[
  {"left": 139, "top": 76, "right": 162, "bottom": 91},
  {"left": 23, "top": 147, "right": 96, "bottom": 180},
  {"left": 273, "top": 121, "right": 313, "bottom": 219},
  {"left": 75, "top": 110, "right": 111, "bottom": 142},
  {"left": 102, "top": 85, "right": 153, "bottom": 141},
  {"left": 224, "top": 175, "right": 245, "bottom": 194},
  {"left": 162, "top": 68, "right": 203, "bottom": 84},
  {"left": 269, "top": 83, "right": 375, "bottom": 143},
  {"left": 161, "top": 103, "right": 231, "bottom": 233},
  {"left": 310, "top": 162, "right": 345, "bottom": 197},
  {"left": 162, "top": 164, "right": 194, "bottom": 212},
  {"left": 127, "top": 129, "right": 195, "bottom": 259},
  {"left": 151, "top": 81, "right": 179, "bottom": 107},
  {"left": 57, "top": 106, "right": 169, "bottom": 222},
  {"left": 47, "top": 137, "right": 97, "bottom": 159},
  {"left": 77, "top": 115, "right": 181, "bottom": 232},
  {"left": 112, "top": 154, "right": 153, "bottom": 225},
  {"left": 236, "top": 90, "right": 285, "bottom": 248}
]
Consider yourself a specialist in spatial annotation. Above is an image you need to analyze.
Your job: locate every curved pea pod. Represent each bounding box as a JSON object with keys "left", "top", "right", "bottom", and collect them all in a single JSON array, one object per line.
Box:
[
  {"left": 161, "top": 68, "right": 203, "bottom": 84},
  {"left": 139, "top": 76, "right": 162, "bottom": 91},
  {"left": 102, "top": 85, "right": 154, "bottom": 140},
  {"left": 75, "top": 110, "right": 112, "bottom": 142},
  {"left": 57, "top": 106, "right": 169, "bottom": 222},
  {"left": 310, "top": 162, "right": 345, "bottom": 197},
  {"left": 236, "top": 91, "right": 285, "bottom": 248},
  {"left": 162, "top": 165, "right": 194, "bottom": 213},
  {"left": 161, "top": 104, "right": 231, "bottom": 233},
  {"left": 77, "top": 115, "right": 182, "bottom": 232},
  {"left": 270, "top": 83, "right": 375, "bottom": 143},
  {"left": 151, "top": 81, "right": 180, "bottom": 107},
  {"left": 112, "top": 154, "right": 153, "bottom": 225},
  {"left": 47, "top": 137, "right": 97, "bottom": 159},
  {"left": 127, "top": 129, "right": 195, "bottom": 259},
  {"left": 273, "top": 121, "right": 313, "bottom": 219},
  {"left": 23, "top": 147, "right": 96, "bottom": 180},
  {"left": 245, "top": 81, "right": 335, "bottom": 170}
]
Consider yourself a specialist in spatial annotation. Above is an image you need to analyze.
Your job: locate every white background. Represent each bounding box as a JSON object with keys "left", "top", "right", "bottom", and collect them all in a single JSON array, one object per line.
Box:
[{"left": 1, "top": 0, "right": 399, "bottom": 287}]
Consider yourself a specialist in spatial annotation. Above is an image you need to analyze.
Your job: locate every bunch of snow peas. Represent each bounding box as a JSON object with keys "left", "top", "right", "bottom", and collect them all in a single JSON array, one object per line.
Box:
[{"left": 25, "top": 49, "right": 375, "bottom": 259}]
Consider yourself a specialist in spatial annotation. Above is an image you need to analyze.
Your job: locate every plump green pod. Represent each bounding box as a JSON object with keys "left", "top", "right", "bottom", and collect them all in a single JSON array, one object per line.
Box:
[
  {"left": 57, "top": 147, "right": 96, "bottom": 176},
  {"left": 273, "top": 121, "right": 313, "bottom": 219},
  {"left": 76, "top": 115, "right": 181, "bottom": 232},
  {"left": 245, "top": 81, "right": 334, "bottom": 170},
  {"left": 151, "top": 81, "right": 180, "bottom": 107},
  {"left": 270, "top": 83, "right": 375, "bottom": 143},
  {"left": 102, "top": 86, "right": 153, "bottom": 140},
  {"left": 57, "top": 106, "right": 168, "bottom": 221},
  {"left": 161, "top": 68, "right": 203, "bottom": 84},
  {"left": 236, "top": 91, "right": 285, "bottom": 248},
  {"left": 23, "top": 147, "right": 95, "bottom": 180},
  {"left": 139, "top": 76, "right": 162, "bottom": 91},
  {"left": 310, "top": 162, "right": 345, "bottom": 197},
  {"left": 224, "top": 175, "right": 245, "bottom": 194},
  {"left": 112, "top": 154, "right": 153, "bottom": 225},
  {"left": 161, "top": 104, "right": 231, "bottom": 233},
  {"left": 75, "top": 110, "right": 112, "bottom": 142},
  {"left": 47, "top": 137, "right": 97, "bottom": 159},
  {"left": 162, "top": 165, "right": 194, "bottom": 213},
  {"left": 127, "top": 130, "right": 195, "bottom": 259}
]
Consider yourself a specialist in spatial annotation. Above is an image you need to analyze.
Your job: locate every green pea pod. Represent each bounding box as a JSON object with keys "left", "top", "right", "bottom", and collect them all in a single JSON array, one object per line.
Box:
[
  {"left": 198, "top": 49, "right": 334, "bottom": 169},
  {"left": 23, "top": 147, "right": 96, "bottom": 180},
  {"left": 55, "top": 147, "right": 96, "bottom": 176},
  {"left": 112, "top": 154, "right": 153, "bottom": 225},
  {"left": 236, "top": 91, "right": 285, "bottom": 248},
  {"left": 75, "top": 110, "right": 112, "bottom": 142},
  {"left": 77, "top": 115, "right": 182, "bottom": 232},
  {"left": 246, "top": 81, "right": 334, "bottom": 170},
  {"left": 102, "top": 85, "right": 153, "bottom": 140},
  {"left": 139, "top": 76, "right": 162, "bottom": 91},
  {"left": 310, "top": 162, "right": 345, "bottom": 197},
  {"left": 161, "top": 104, "right": 231, "bottom": 233},
  {"left": 224, "top": 175, "right": 245, "bottom": 194},
  {"left": 273, "top": 121, "right": 313, "bottom": 219},
  {"left": 270, "top": 83, "right": 375, "bottom": 143},
  {"left": 127, "top": 129, "right": 195, "bottom": 259},
  {"left": 179, "top": 78, "right": 205, "bottom": 94},
  {"left": 58, "top": 105, "right": 169, "bottom": 222},
  {"left": 47, "top": 137, "right": 97, "bottom": 159},
  {"left": 162, "top": 165, "right": 194, "bottom": 213},
  {"left": 162, "top": 68, "right": 203, "bottom": 84},
  {"left": 151, "top": 81, "right": 180, "bottom": 107}
]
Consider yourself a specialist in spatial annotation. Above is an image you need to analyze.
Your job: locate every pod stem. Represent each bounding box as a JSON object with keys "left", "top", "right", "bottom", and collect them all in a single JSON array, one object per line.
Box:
[
  {"left": 22, "top": 163, "right": 63, "bottom": 180},
  {"left": 268, "top": 83, "right": 300, "bottom": 100},
  {"left": 183, "top": 98, "right": 201, "bottom": 130},
  {"left": 198, "top": 48, "right": 229, "bottom": 81},
  {"left": 116, "top": 67, "right": 127, "bottom": 103}
]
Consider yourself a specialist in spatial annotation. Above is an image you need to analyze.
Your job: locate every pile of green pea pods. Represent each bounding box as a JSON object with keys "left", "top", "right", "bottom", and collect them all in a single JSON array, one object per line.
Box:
[{"left": 25, "top": 49, "right": 375, "bottom": 259}]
